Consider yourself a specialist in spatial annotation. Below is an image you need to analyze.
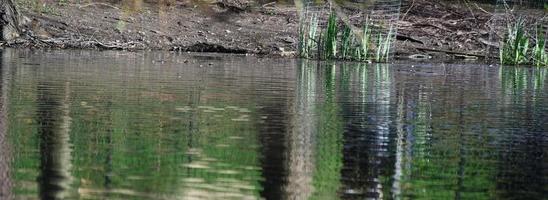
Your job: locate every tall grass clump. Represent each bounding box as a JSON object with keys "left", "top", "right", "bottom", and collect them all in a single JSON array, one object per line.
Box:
[
  {"left": 357, "top": 18, "right": 372, "bottom": 62},
  {"left": 323, "top": 12, "right": 338, "bottom": 59},
  {"left": 500, "top": 18, "right": 530, "bottom": 65},
  {"left": 533, "top": 25, "right": 547, "bottom": 67},
  {"left": 340, "top": 26, "right": 352, "bottom": 59},
  {"left": 297, "top": 10, "right": 394, "bottom": 63},
  {"left": 298, "top": 13, "right": 318, "bottom": 59},
  {"left": 375, "top": 26, "right": 394, "bottom": 62},
  {"left": 499, "top": 17, "right": 548, "bottom": 67}
]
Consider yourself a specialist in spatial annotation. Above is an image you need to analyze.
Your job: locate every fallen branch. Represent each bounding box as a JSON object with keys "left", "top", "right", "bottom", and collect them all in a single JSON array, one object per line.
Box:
[
  {"left": 473, "top": 3, "right": 492, "bottom": 15},
  {"left": 401, "top": 0, "right": 415, "bottom": 20}
]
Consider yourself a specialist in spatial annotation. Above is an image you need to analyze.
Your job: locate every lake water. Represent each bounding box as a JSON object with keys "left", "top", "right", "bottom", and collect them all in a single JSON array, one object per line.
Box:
[{"left": 0, "top": 49, "right": 546, "bottom": 200}]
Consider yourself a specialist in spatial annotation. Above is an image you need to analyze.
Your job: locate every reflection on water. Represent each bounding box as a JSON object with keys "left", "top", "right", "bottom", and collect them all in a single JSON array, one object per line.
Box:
[
  {"left": 36, "top": 80, "right": 74, "bottom": 200},
  {"left": 1, "top": 55, "right": 13, "bottom": 199},
  {"left": 2, "top": 49, "right": 547, "bottom": 200}
]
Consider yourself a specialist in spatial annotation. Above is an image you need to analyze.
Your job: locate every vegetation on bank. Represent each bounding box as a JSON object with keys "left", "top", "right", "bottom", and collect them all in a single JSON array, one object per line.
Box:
[
  {"left": 299, "top": 9, "right": 546, "bottom": 66},
  {"left": 500, "top": 18, "right": 548, "bottom": 67},
  {"left": 0, "top": 0, "right": 546, "bottom": 66},
  {"left": 296, "top": 1, "right": 547, "bottom": 66},
  {"left": 298, "top": 11, "right": 394, "bottom": 63}
]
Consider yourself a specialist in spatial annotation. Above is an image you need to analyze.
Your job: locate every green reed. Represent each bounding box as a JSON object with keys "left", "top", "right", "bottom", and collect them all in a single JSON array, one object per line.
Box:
[
  {"left": 499, "top": 18, "right": 548, "bottom": 67},
  {"left": 298, "top": 11, "right": 393, "bottom": 63},
  {"left": 323, "top": 11, "right": 338, "bottom": 59},
  {"left": 375, "top": 26, "right": 394, "bottom": 63},
  {"left": 500, "top": 18, "right": 530, "bottom": 65},
  {"left": 533, "top": 25, "right": 547, "bottom": 67},
  {"left": 298, "top": 13, "right": 318, "bottom": 59},
  {"left": 357, "top": 17, "right": 372, "bottom": 62},
  {"left": 340, "top": 26, "right": 352, "bottom": 59}
]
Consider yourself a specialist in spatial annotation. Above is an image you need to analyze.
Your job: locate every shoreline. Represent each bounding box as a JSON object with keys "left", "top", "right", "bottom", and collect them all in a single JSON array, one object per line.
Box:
[{"left": 4, "top": 0, "right": 542, "bottom": 61}]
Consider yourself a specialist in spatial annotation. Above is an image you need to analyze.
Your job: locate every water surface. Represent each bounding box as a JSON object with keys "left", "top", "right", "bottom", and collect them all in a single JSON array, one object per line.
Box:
[{"left": 0, "top": 49, "right": 546, "bottom": 200}]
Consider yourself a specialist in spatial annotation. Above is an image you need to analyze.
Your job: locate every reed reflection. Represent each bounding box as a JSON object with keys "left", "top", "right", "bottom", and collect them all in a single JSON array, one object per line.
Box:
[
  {"left": 3, "top": 50, "right": 547, "bottom": 200},
  {"left": 336, "top": 63, "right": 396, "bottom": 199},
  {"left": 496, "top": 66, "right": 547, "bottom": 199}
]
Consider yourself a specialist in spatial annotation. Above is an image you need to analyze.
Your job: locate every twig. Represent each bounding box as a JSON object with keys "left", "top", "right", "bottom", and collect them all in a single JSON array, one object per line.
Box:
[
  {"left": 473, "top": 3, "right": 492, "bottom": 15},
  {"left": 401, "top": 0, "right": 415, "bottom": 21},
  {"left": 462, "top": 0, "right": 477, "bottom": 22},
  {"left": 261, "top": 2, "right": 276, "bottom": 8}
]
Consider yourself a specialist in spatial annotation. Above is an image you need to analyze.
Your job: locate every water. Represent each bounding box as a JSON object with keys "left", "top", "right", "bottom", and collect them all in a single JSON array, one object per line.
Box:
[{"left": 0, "top": 49, "right": 546, "bottom": 200}]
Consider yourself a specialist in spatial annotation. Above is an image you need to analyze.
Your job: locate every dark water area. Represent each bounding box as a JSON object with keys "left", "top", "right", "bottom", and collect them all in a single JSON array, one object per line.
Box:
[{"left": 0, "top": 49, "right": 546, "bottom": 200}]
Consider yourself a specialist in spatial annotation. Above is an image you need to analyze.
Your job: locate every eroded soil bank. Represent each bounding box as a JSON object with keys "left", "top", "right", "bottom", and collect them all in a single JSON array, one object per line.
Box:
[{"left": 3, "top": 0, "right": 532, "bottom": 59}]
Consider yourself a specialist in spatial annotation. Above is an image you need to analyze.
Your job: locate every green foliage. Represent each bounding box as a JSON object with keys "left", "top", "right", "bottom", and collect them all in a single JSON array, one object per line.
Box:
[
  {"left": 298, "top": 13, "right": 319, "bottom": 59},
  {"left": 375, "top": 26, "right": 394, "bottom": 63},
  {"left": 340, "top": 26, "right": 352, "bottom": 59},
  {"left": 500, "top": 18, "right": 548, "bottom": 67},
  {"left": 533, "top": 25, "right": 548, "bottom": 67},
  {"left": 500, "top": 18, "right": 530, "bottom": 65},
  {"left": 357, "top": 18, "right": 372, "bottom": 62},
  {"left": 298, "top": 12, "right": 393, "bottom": 63},
  {"left": 323, "top": 11, "right": 338, "bottom": 59}
]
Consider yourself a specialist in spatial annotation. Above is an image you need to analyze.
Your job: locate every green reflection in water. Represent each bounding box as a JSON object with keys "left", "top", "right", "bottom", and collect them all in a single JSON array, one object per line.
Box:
[
  {"left": 4, "top": 51, "right": 547, "bottom": 200},
  {"left": 311, "top": 62, "right": 343, "bottom": 199},
  {"left": 7, "top": 55, "right": 263, "bottom": 199},
  {"left": 395, "top": 68, "right": 498, "bottom": 200},
  {"left": 500, "top": 66, "right": 546, "bottom": 97},
  {"left": 9, "top": 64, "right": 41, "bottom": 198}
]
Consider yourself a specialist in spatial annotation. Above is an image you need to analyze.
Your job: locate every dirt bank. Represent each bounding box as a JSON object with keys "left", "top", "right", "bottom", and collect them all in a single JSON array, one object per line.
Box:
[
  {"left": 2, "top": 0, "right": 528, "bottom": 59},
  {"left": 396, "top": 0, "right": 494, "bottom": 59},
  {"left": 9, "top": 0, "right": 299, "bottom": 55}
]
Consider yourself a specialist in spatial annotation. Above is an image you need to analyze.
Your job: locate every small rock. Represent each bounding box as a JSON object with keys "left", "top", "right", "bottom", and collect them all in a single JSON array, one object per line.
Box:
[
  {"left": 280, "top": 36, "right": 295, "bottom": 44},
  {"left": 408, "top": 54, "right": 432, "bottom": 60}
]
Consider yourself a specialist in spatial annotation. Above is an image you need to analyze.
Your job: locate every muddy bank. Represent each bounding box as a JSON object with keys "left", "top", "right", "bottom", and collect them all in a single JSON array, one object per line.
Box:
[
  {"left": 10, "top": 0, "right": 299, "bottom": 55},
  {"left": 2, "top": 0, "right": 524, "bottom": 59},
  {"left": 396, "top": 0, "right": 494, "bottom": 59}
]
